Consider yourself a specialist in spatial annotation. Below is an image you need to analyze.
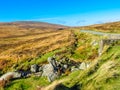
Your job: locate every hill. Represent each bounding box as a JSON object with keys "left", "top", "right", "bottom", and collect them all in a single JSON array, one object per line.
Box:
[
  {"left": 76, "top": 21, "right": 120, "bottom": 33},
  {"left": 0, "top": 21, "right": 67, "bottom": 38},
  {"left": 0, "top": 21, "right": 120, "bottom": 90},
  {"left": 42, "top": 45, "right": 120, "bottom": 90},
  {"left": 0, "top": 21, "right": 74, "bottom": 72}
]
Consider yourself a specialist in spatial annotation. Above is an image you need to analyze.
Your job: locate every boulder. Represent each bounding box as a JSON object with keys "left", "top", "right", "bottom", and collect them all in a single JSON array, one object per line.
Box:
[
  {"left": 79, "top": 62, "right": 86, "bottom": 70},
  {"left": 86, "top": 62, "right": 91, "bottom": 68},
  {"left": 71, "top": 66, "right": 79, "bottom": 72},
  {"left": 0, "top": 72, "right": 21, "bottom": 81},
  {"left": 42, "top": 64, "right": 59, "bottom": 82},
  {"left": 13, "top": 72, "right": 21, "bottom": 78},
  {"left": 47, "top": 57, "right": 57, "bottom": 70},
  {"left": 42, "top": 64, "right": 54, "bottom": 77},
  {"left": 38, "top": 66, "right": 42, "bottom": 72},
  {"left": 34, "top": 72, "right": 42, "bottom": 77},
  {"left": 30, "top": 64, "right": 39, "bottom": 73},
  {"left": 41, "top": 57, "right": 60, "bottom": 82},
  {"left": 47, "top": 72, "right": 58, "bottom": 82},
  {"left": 63, "top": 64, "right": 68, "bottom": 69}
]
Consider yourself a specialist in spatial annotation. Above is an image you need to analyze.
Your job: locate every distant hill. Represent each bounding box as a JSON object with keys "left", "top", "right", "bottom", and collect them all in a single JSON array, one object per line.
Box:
[
  {"left": 0, "top": 21, "right": 68, "bottom": 38},
  {"left": 76, "top": 21, "right": 120, "bottom": 33},
  {"left": 0, "top": 21, "right": 68, "bottom": 29}
]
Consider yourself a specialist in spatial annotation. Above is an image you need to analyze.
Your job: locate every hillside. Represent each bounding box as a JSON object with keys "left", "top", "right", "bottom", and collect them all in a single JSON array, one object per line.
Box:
[
  {"left": 0, "top": 21, "right": 67, "bottom": 38},
  {"left": 0, "top": 21, "right": 120, "bottom": 90},
  {"left": 77, "top": 21, "right": 120, "bottom": 33},
  {"left": 0, "top": 21, "right": 74, "bottom": 73},
  {"left": 42, "top": 45, "right": 120, "bottom": 90}
]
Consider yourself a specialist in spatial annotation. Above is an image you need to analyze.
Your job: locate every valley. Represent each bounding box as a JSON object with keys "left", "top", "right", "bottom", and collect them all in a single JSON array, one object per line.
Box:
[{"left": 0, "top": 21, "right": 120, "bottom": 90}]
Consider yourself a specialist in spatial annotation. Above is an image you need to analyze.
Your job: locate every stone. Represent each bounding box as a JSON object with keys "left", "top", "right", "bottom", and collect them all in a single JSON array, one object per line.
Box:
[
  {"left": 71, "top": 66, "right": 79, "bottom": 72},
  {"left": 13, "top": 72, "right": 21, "bottom": 78},
  {"left": 0, "top": 72, "right": 14, "bottom": 81},
  {"left": 34, "top": 72, "right": 42, "bottom": 77},
  {"left": 47, "top": 72, "right": 58, "bottom": 82},
  {"left": 63, "top": 64, "right": 68, "bottom": 69},
  {"left": 0, "top": 72, "right": 21, "bottom": 81},
  {"left": 86, "top": 62, "right": 91, "bottom": 68},
  {"left": 79, "top": 62, "right": 86, "bottom": 70},
  {"left": 42, "top": 64, "right": 59, "bottom": 82},
  {"left": 30, "top": 64, "right": 38, "bottom": 73},
  {"left": 42, "top": 64, "right": 53, "bottom": 77},
  {"left": 47, "top": 57, "right": 58, "bottom": 71},
  {"left": 41, "top": 57, "right": 60, "bottom": 82},
  {"left": 38, "top": 66, "right": 42, "bottom": 72}
]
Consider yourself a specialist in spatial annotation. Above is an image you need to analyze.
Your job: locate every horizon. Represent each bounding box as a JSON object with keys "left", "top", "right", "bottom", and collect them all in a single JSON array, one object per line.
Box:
[{"left": 0, "top": 0, "right": 120, "bottom": 26}]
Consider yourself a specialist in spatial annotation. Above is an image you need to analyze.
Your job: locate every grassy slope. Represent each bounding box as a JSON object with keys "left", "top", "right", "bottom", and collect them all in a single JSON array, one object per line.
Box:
[
  {"left": 2, "top": 21, "right": 120, "bottom": 90},
  {"left": 0, "top": 22, "right": 74, "bottom": 72},
  {"left": 43, "top": 45, "right": 120, "bottom": 90},
  {"left": 4, "top": 30, "right": 100, "bottom": 90},
  {"left": 70, "top": 30, "right": 100, "bottom": 61},
  {"left": 76, "top": 21, "right": 120, "bottom": 33},
  {"left": 4, "top": 76, "right": 50, "bottom": 90}
]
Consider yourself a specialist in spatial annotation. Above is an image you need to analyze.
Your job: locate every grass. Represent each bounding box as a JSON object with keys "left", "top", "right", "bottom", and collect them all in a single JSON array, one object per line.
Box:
[
  {"left": 45, "top": 45, "right": 120, "bottom": 90},
  {"left": 0, "top": 27, "right": 75, "bottom": 72},
  {"left": 77, "top": 21, "right": 120, "bottom": 33},
  {"left": 16, "top": 47, "right": 68, "bottom": 70},
  {"left": 5, "top": 76, "right": 50, "bottom": 90},
  {"left": 70, "top": 30, "right": 100, "bottom": 61},
  {"left": 1, "top": 22, "right": 120, "bottom": 90}
]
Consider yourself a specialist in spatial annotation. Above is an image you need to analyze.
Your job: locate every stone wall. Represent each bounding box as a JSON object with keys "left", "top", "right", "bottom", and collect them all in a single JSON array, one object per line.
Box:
[{"left": 98, "top": 39, "right": 120, "bottom": 56}]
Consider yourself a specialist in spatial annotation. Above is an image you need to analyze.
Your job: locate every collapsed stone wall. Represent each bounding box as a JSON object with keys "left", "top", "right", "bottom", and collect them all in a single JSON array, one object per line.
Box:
[{"left": 98, "top": 39, "right": 120, "bottom": 56}]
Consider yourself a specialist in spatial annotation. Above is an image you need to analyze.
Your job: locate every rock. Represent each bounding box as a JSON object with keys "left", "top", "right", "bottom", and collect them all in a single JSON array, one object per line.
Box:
[
  {"left": 0, "top": 72, "right": 21, "bottom": 81},
  {"left": 38, "top": 66, "right": 42, "bottom": 72},
  {"left": 47, "top": 72, "right": 58, "bottom": 82},
  {"left": 13, "top": 72, "right": 21, "bottom": 78},
  {"left": 34, "top": 72, "right": 42, "bottom": 77},
  {"left": 86, "top": 62, "right": 91, "bottom": 68},
  {"left": 71, "top": 66, "right": 79, "bottom": 72},
  {"left": 0, "top": 72, "right": 14, "bottom": 81},
  {"left": 63, "top": 64, "right": 68, "bottom": 69},
  {"left": 30, "top": 64, "right": 39, "bottom": 73},
  {"left": 42, "top": 64, "right": 54, "bottom": 76},
  {"left": 48, "top": 57, "right": 58, "bottom": 71},
  {"left": 41, "top": 57, "right": 60, "bottom": 82},
  {"left": 79, "top": 62, "right": 86, "bottom": 70},
  {"left": 42, "top": 64, "right": 58, "bottom": 82}
]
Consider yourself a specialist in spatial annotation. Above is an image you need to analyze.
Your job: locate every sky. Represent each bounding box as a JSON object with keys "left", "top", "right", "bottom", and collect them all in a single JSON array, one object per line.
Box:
[{"left": 0, "top": 0, "right": 120, "bottom": 26}]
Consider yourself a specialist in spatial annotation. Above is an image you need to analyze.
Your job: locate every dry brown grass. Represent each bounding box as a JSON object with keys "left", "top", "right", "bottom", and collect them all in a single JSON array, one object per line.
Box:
[
  {"left": 76, "top": 21, "right": 120, "bottom": 33},
  {"left": 0, "top": 23, "right": 75, "bottom": 71}
]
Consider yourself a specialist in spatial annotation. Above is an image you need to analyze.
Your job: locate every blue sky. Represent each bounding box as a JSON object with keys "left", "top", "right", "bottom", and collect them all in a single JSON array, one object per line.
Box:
[{"left": 0, "top": 0, "right": 120, "bottom": 26}]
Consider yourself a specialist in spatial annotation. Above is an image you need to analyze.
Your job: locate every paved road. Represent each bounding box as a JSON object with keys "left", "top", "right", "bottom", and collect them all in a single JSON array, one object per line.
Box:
[{"left": 80, "top": 30, "right": 120, "bottom": 39}]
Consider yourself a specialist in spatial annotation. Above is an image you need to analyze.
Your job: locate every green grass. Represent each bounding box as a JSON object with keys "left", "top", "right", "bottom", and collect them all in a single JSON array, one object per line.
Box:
[
  {"left": 15, "top": 47, "right": 67, "bottom": 70},
  {"left": 5, "top": 76, "right": 50, "bottom": 90},
  {"left": 4, "top": 31, "right": 120, "bottom": 90},
  {"left": 46, "top": 45, "right": 120, "bottom": 90},
  {"left": 71, "top": 32, "right": 99, "bottom": 61}
]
